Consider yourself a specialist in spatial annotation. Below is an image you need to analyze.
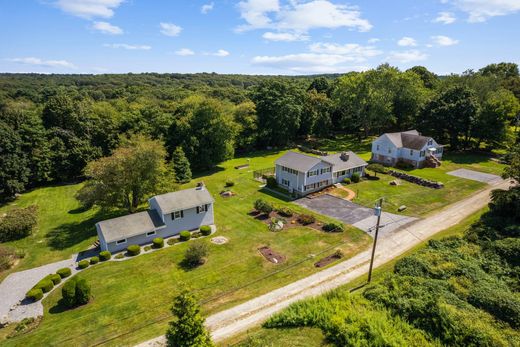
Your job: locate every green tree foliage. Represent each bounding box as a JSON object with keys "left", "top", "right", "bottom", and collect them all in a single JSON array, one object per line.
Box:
[
  {"left": 302, "top": 90, "right": 332, "bottom": 137},
  {"left": 250, "top": 80, "right": 303, "bottom": 146},
  {"left": 0, "top": 121, "right": 30, "bottom": 198},
  {"left": 166, "top": 288, "right": 214, "bottom": 347},
  {"left": 307, "top": 77, "right": 331, "bottom": 94},
  {"left": 172, "top": 147, "right": 192, "bottom": 184},
  {"left": 502, "top": 144, "right": 520, "bottom": 182},
  {"left": 233, "top": 101, "right": 257, "bottom": 150},
  {"left": 407, "top": 66, "right": 439, "bottom": 89},
  {"left": 366, "top": 163, "right": 387, "bottom": 177},
  {"left": 168, "top": 95, "right": 237, "bottom": 169},
  {"left": 76, "top": 134, "right": 169, "bottom": 212},
  {"left": 184, "top": 241, "right": 209, "bottom": 267},
  {"left": 0, "top": 205, "right": 38, "bottom": 242}
]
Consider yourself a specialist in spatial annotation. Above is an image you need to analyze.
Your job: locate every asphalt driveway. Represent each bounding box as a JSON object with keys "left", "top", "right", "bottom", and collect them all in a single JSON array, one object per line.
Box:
[
  {"left": 295, "top": 194, "right": 418, "bottom": 236},
  {"left": 447, "top": 169, "right": 502, "bottom": 184}
]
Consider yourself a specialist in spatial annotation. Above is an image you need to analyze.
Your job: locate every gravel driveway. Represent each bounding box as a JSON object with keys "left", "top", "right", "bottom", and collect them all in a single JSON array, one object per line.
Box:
[
  {"left": 295, "top": 194, "right": 417, "bottom": 236},
  {"left": 448, "top": 169, "right": 502, "bottom": 183}
]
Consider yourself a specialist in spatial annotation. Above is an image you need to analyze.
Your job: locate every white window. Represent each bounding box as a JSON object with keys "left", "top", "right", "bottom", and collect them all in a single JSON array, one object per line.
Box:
[
  {"left": 172, "top": 210, "right": 184, "bottom": 220},
  {"left": 282, "top": 166, "right": 297, "bottom": 175},
  {"left": 282, "top": 179, "right": 290, "bottom": 186},
  {"left": 410, "top": 149, "right": 414, "bottom": 156},
  {"left": 307, "top": 170, "right": 318, "bottom": 177},
  {"left": 146, "top": 231, "right": 156, "bottom": 237},
  {"left": 116, "top": 239, "right": 126, "bottom": 245},
  {"left": 420, "top": 150, "right": 425, "bottom": 157},
  {"left": 320, "top": 167, "right": 331, "bottom": 174},
  {"left": 388, "top": 148, "right": 391, "bottom": 154},
  {"left": 196, "top": 204, "right": 208, "bottom": 214}
]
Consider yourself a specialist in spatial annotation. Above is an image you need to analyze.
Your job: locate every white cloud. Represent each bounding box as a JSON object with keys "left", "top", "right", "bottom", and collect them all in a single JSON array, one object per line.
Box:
[
  {"left": 175, "top": 48, "right": 195, "bottom": 56},
  {"left": 53, "top": 0, "right": 124, "bottom": 19},
  {"left": 237, "top": 0, "right": 372, "bottom": 32},
  {"left": 213, "top": 49, "right": 230, "bottom": 57},
  {"left": 431, "top": 35, "right": 459, "bottom": 46},
  {"left": 8, "top": 57, "right": 76, "bottom": 69},
  {"left": 386, "top": 50, "right": 428, "bottom": 63},
  {"left": 92, "top": 21, "right": 123, "bottom": 34},
  {"left": 201, "top": 2, "right": 214, "bottom": 14},
  {"left": 308, "top": 43, "right": 382, "bottom": 61},
  {"left": 160, "top": 22, "right": 182, "bottom": 37},
  {"left": 433, "top": 11, "right": 456, "bottom": 24},
  {"left": 262, "top": 31, "right": 309, "bottom": 41},
  {"left": 368, "top": 38, "right": 380, "bottom": 43},
  {"left": 252, "top": 53, "right": 368, "bottom": 73},
  {"left": 448, "top": 0, "right": 520, "bottom": 22},
  {"left": 397, "top": 37, "right": 417, "bottom": 47},
  {"left": 103, "top": 43, "right": 151, "bottom": 50}
]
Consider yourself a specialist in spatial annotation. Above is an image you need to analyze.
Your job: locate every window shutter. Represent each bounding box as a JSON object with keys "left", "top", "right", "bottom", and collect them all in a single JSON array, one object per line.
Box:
[
  {"left": 196, "top": 206, "right": 200, "bottom": 213},
  {"left": 171, "top": 212, "right": 175, "bottom": 220},
  {"left": 181, "top": 210, "right": 184, "bottom": 218}
]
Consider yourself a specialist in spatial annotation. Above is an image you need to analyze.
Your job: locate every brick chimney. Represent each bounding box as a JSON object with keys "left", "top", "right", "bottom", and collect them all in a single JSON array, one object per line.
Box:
[{"left": 340, "top": 152, "right": 349, "bottom": 161}]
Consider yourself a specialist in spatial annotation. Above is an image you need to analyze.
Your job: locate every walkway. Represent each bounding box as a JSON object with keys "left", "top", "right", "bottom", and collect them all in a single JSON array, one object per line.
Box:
[{"left": 137, "top": 179, "right": 511, "bottom": 346}]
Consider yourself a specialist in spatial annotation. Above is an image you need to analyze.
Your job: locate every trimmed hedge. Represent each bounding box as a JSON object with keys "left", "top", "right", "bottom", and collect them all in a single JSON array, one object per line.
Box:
[
  {"left": 99, "top": 251, "right": 111, "bottom": 261},
  {"left": 298, "top": 214, "right": 316, "bottom": 225},
  {"left": 35, "top": 279, "right": 53, "bottom": 293},
  {"left": 343, "top": 178, "right": 351, "bottom": 184},
  {"left": 62, "top": 277, "right": 91, "bottom": 308},
  {"left": 152, "top": 237, "right": 164, "bottom": 248},
  {"left": 200, "top": 225, "right": 212, "bottom": 236},
  {"left": 75, "top": 278, "right": 91, "bottom": 306},
  {"left": 62, "top": 279, "right": 77, "bottom": 307},
  {"left": 78, "top": 260, "right": 89, "bottom": 269},
  {"left": 48, "top": 273, "right": 62, "bottom": 285},
  {"left": 26, "top": 288, "right": 43, "bottom": 302},
  {"left": 89, "top": 256, "right": 99, "bottom": 265},
  {"left": 322, "top": 222, "right": 345, "bottom": 232},
  {"left": 179, "top": 231, "right": 191, "bottom": 241},
  {"left": 127, "top": 245, "right": 140, "bottom": 256},
  {"left": 56, "top": 267, "right": 71, "bottom": 278}
]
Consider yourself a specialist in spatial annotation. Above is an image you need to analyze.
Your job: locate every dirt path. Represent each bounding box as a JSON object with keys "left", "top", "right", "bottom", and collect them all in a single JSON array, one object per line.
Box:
[
  {"left": 137, "top": 179, "right": 511, "bottom": 347},
  {"left": 332, "top": 183, "right": 356, "bottom": 200}
]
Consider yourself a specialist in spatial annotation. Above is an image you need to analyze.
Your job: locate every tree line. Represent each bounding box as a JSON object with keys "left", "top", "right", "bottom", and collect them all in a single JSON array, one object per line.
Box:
[{"left": 1, "top": 63, "right": 519, "bottom": 200}]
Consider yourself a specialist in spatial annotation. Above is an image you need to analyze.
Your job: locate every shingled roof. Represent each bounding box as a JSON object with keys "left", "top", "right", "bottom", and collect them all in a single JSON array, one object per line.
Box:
[
  {"left": 275, "top": 151, "right": 328, "bottom": 172},
  {"left": 321, "top": 151, "right": 368, "bottom": 171},
  {"left": 152, "top": 186, "right": 214, "bottom": 214},
  {"left": 384, "top": 130, "right": 432, "bottom": 150},
  {"left": 97, "top": 210, "right": 165, "bottom": 243}
]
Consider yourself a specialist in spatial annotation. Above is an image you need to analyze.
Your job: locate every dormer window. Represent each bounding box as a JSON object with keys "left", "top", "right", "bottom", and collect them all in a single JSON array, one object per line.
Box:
[{"left": 428, "top": 139, "right": 433, "bottom": 146}]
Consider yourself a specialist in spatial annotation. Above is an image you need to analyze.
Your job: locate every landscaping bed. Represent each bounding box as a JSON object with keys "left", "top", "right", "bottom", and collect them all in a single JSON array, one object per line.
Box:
[
  {"left": 250, "top": 210, "right": 323, "bottom": 232},
  {"left": 258, "top": 246, "right": 286, "bottom": 264},
  {"left": 314, "top": 252, "right": 343, "bottom": 268}
]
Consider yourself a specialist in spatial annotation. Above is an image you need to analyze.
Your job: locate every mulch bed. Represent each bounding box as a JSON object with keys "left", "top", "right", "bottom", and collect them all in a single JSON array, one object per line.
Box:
[
  {"left": 250, "top": 210, "right": 323, "bottom": 231},
  {"left": 258, "top": 246, "right": 286, "bottom": 264},
  {"left": 314, "top": 253, "right": 342, "bottom": 268}
]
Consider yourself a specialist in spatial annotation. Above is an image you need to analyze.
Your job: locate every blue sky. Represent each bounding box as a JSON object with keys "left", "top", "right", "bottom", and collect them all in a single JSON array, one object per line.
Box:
[{"left": 1, "top": 0, "right": 519, "bottom": 75}]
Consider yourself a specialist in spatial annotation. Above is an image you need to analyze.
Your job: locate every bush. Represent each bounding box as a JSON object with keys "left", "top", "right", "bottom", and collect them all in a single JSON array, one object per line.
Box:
[
  {"left": 322, "top": 222, "right": 344, "bottom": 232},
  {"left": 56, "top": 267, "right": 71, "bottom": 278},
  {"left": 254, "top": 199, "right": 273, "bottom": 215},
  {"left": 351, "top": 173, "right": 361, "bottom": 183},
  {"left": 179, "top": 231, "right": 191, "bottom": 241},
  {"left": 200, "top": 225, "right": 212, "bottom": 236},
  {"left": 343, "top": 178, "right": 351, "bottom": 184},
  {"left": 35, "top": 279, "right": 53, "bottom": 293},
  {"left": 395, "top": 160, "right": 414, "bottom": 170},
  {"left": 184, "top": 241, "right": 209, "bottom": 267},
  {"left": 75, "top": 278, "right": 91, "bottom": 306},
  {"left": 298, "top": 214, "right": 316, "bottom": 225},
  {"left": 89, "top": 256, "right": 99, "bottom": 265},
  {"left": 152, "top": 237, "right": 164, "bottom": 248},
  {"left": 0, "top": 205, "right": 38, "bottom": 242},
  {"left": 62, "top": 279, "right": 77, "bottom": 307},
  {"left": 225, "top": 180, "right": 235, "bottom": 187},
  {"left": 366, "top": 163, "right": 387, "bottom": 176},
  {"left": 26, "top": 288, "right": 43, "bottom": 302},
  {"left": 167, "top": 238, "right": 181, "bottom": 246},
  {"left": 277, "top": 207, "right": 293, "bottom": 217},
  {"left": 127, "top": 245, "right": 141, "bottom": 256},
  {"left": 266, "top": 176, "right": 278, "bottom": 188},
  {"left": 99, "top": 251, "right": 111, "bottom": 261},
  {"left": 78, "top": 260, "right": 89, "bottom": 269},
  {"left": 114, "top": 253, "right": 124, "bottom": 259},
  {"left": 48, "top": 273, "right": 62, "bottom": 285}
]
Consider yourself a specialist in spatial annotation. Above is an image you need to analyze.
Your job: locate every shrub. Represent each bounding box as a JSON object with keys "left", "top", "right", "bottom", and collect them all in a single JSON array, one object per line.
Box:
[
  {"left": 167, "top": 238, "right": 180, "bottom": 246},
  {"left": 35, "top": 279, "right": 53, "bottom": 293},
  {"left": 343, "top": 178, "right": 351, "bottom": 184},
  {"left": 0, "top": 205, "right": 38, "bottom": 242},
  {"left": 26, "top": 288, "right": 43, "bottom": 302},
  {"left": 395, "top": 160, "right": 414, "bottom": 170},
  {"left": 179, "top": 231, "right": 191, "bottom": 241},
  {"left": 114, "top": 253, "right": 124, "bottom": 259},
  {"left": 48, "top": 273, "right": 62, "bottom": 285},
  {"left": 99, "top": 251, "right": 111, "bottom": 261},
  {"left": 298, "top": 214, "right": 316, "bottom": 225},
  {"left": 78, "top": 260, "right": 89, "bottom": 269},
  {"left": 322, "top": 222, "right": 344, "bottom": 232},
  {"left": 351, "top": 173, "right": 361, "bottom": 183},
  {"left": 75, "top": 278, "right": 91, "bottom": 306},
  {"left": 277, "top": 207, "right": 293, "bottom": 217},
  {"left": 184, "top": 241, "right": 209, "bottom": 267},
  {"left": 152, "top": 237, "right": 164, "bottom": 249},
  {"left": 225, "top": 180, "right": 235, "bottom": 187},
  {"left": 366, "top": 163, "right": 387, "bottom": 177},
  {"left": 266, "top": 176, "right": 278, "bottom": 188},
  {"left": 62, "top": 279, "right": 77, "bottom": 307},
  {"left": 254, "top": 199, "right": 273, "bottom": 215},
  {"left": 200, "top": 225, "right": 212, "bottom": 236},
  {"left": 89, "top": 256, "right": 99, "bottom": 265},
  {"left": 127, "top": 245, "right": 141, "bottom": 256},
  {"left": 56, "top": 267, "right": 71, "bottom": 278}
]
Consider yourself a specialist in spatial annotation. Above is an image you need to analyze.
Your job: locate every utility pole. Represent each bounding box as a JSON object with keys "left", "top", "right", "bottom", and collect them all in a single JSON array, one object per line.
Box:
[{"left": 367, "top": 198, "right": 383, "bottom": 283}]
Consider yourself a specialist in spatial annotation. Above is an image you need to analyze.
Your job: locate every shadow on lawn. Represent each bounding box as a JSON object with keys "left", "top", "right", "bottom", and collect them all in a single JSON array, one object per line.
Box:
[
  {"left": 444, "top": 151, "right": 496, "bottom": 165},
  {"left": 45, "top": 209, "right": 123, "bottom": 250}
]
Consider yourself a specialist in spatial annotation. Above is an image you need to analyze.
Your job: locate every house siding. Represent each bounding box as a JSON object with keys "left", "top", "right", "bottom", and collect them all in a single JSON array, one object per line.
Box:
[
  {"left": 332, "top": 166, "right": 365, "bottom": 183},
  {"left": 371, "top": 134, "right": 443, "bottom": 168}
]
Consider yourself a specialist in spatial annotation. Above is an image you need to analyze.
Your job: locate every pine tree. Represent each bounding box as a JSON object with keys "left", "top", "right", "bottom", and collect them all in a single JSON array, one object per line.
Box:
[
  {"left": 166, "top": 289, "right": 214, "bottom": 347},
  {"left": 172, "top": 147, "right": 192, "bottom": 183}
]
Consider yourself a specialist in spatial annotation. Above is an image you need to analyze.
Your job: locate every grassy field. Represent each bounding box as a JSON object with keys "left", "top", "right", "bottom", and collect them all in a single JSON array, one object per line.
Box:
[
  {"left": 225, "top": 206, "right": 489, "bottom": 347},
  {"left": 0, "top": 138, "right": 505, "bottom": 346}
]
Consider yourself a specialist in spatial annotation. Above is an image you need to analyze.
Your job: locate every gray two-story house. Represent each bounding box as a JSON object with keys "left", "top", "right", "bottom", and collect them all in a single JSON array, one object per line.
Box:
[
  {"left": 96, "top": 185, "right": 214, "bottom": 253},
  {"left": 275, "top": 151, "right": 367, "bottom": 196}
]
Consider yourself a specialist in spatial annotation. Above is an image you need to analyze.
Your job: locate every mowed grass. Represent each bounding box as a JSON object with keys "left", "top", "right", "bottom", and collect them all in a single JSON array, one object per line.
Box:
[{"left": 2, "top": 151, "right": 370, "bottom": 347}]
